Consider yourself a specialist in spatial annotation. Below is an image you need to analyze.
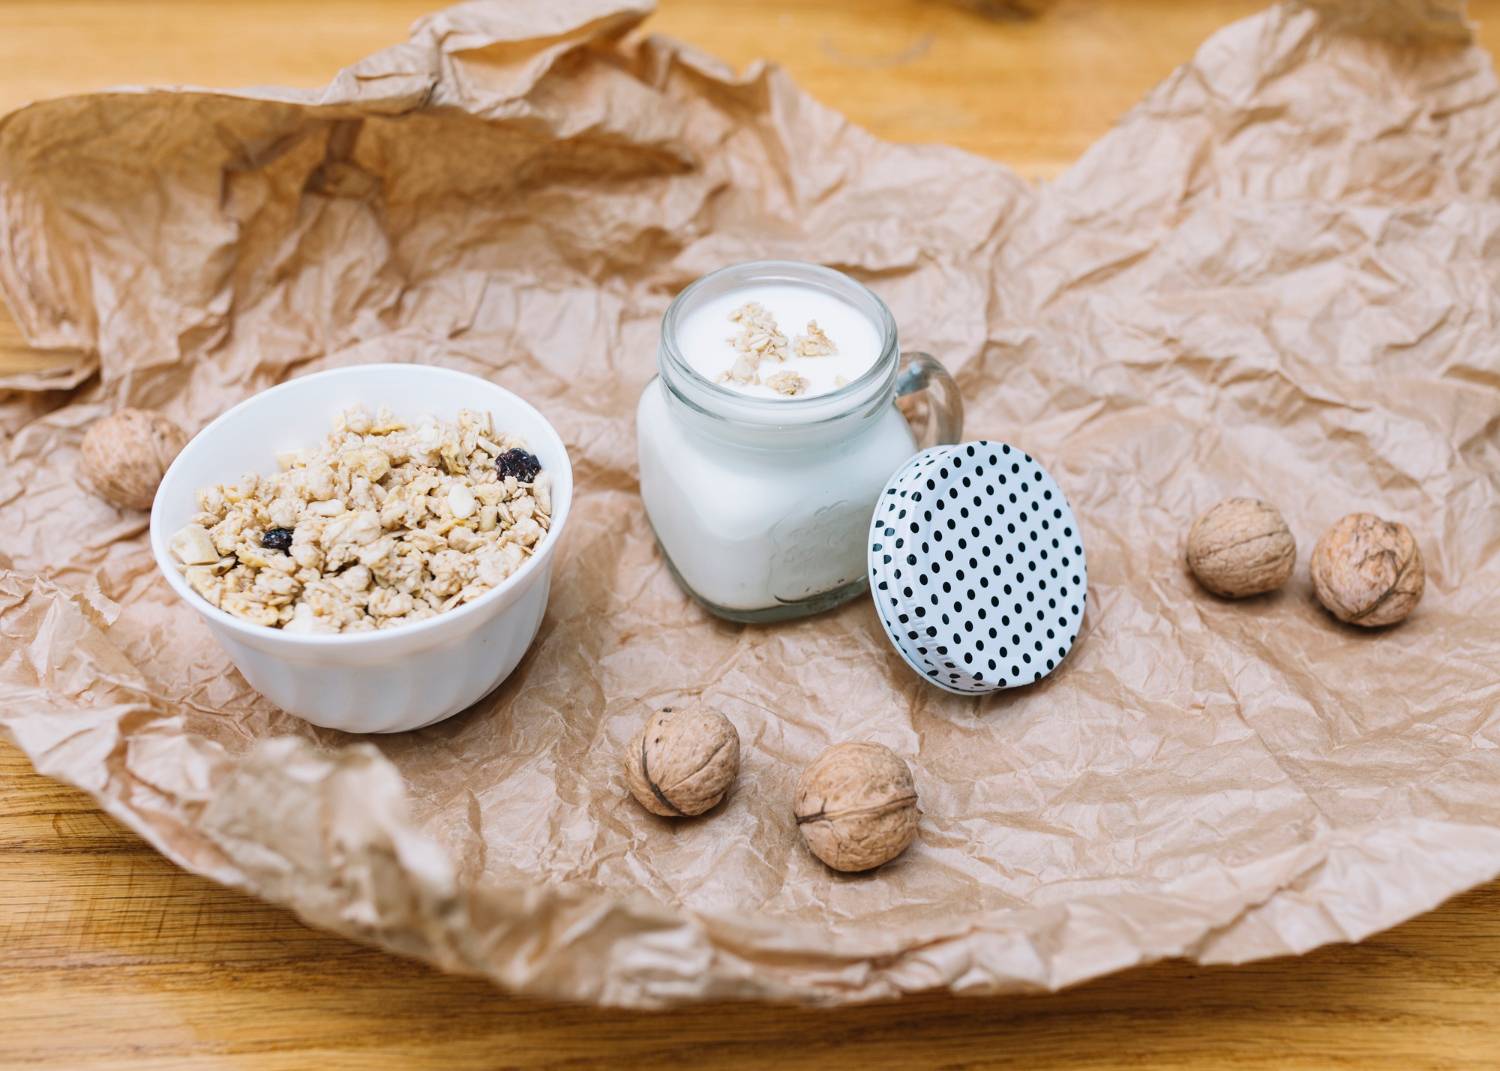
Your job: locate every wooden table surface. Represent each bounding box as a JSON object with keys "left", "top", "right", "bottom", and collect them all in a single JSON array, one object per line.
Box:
[{"left": 4, "top": 2, "right": 1500, "bottom": 1068}]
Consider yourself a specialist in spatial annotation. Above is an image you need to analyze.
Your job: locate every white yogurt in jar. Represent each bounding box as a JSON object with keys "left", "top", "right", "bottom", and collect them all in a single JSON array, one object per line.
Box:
[
  {"left": 638, "top": 264, "right": 941, "bottom": 622},
  {"left": 675, "top": 284, "right": 883, "bottom": 399},
  {"left": 637, "top": 386, "right": 917, "bottom": 615}
]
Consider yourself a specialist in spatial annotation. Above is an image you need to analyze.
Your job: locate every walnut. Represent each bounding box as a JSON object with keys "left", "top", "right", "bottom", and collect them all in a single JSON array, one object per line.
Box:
[
  {"left": 625, "top": 706, "right": 740, "bottom": 817},
  {"left": 793, "top": 742, "right": 919, "bottom": 872},
  {"left": 1186, "top": 497, "right": 1296, "bottom": 598},
  {"left": 79, "top": 408, "right": 189, "bottom": 510},
  {"left": 1311, "top": 513, "right": 1424, "bottom": 627}
]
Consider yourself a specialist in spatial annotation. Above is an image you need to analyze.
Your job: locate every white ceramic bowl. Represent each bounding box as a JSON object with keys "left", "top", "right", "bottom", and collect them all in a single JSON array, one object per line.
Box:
[{"left": 149, "top": 363, "right": 573, "bottom": 734}]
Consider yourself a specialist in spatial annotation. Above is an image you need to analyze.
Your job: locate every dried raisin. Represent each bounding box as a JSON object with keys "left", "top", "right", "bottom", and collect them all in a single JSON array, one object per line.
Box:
[
  {"left": 496, "top": 448, "right": 541, "bottom": 483},
  {"left": 261, "top": 527, "right": 294, "bottom": 553}
]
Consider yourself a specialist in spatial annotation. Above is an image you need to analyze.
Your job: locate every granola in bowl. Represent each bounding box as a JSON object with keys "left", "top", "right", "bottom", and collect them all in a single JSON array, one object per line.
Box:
[{"left": 168, "top": 406, "right": 552, "bottom": 634}]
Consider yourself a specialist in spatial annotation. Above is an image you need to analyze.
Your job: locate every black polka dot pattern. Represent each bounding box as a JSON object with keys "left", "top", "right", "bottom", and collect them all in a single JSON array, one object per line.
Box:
[{"left": 867, "top": 440, "right": 1088, "bottom": 695}]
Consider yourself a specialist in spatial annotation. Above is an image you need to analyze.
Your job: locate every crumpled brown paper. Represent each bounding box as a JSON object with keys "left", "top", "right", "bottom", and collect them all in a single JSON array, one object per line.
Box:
[{"left": 3, "top": 0, "right": 1499, "bottom": 1007}]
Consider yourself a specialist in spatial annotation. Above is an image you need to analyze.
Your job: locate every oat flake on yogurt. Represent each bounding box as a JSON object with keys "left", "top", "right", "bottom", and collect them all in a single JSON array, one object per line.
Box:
[{"left": 168, "top": 406, "right": 551, "bottom": 633}]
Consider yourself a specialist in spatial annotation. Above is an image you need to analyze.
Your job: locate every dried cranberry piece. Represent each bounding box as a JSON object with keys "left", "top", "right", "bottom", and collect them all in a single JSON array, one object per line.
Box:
[
  {"left": 261, "top": 527, "right": 294, "bottom": 553},
  {"left": 496, "top": 448, "right": 541, "bottom": 483}
]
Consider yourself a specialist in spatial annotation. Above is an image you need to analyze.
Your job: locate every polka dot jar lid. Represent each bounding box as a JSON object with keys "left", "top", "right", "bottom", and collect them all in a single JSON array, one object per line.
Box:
[{"left": 868, "top": 440, "right": 1087, "bottom": 695}]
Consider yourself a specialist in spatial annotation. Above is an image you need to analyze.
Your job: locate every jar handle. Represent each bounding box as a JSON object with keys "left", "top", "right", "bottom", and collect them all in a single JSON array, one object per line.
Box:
[{"left": 895, "top": 351, "right": 964, "bottom": 449}]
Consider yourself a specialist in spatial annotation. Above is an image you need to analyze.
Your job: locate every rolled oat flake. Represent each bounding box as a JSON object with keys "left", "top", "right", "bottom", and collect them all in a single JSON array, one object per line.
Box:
[{"left": 867, "top": 440, "right": 1088, "bottom": 695}]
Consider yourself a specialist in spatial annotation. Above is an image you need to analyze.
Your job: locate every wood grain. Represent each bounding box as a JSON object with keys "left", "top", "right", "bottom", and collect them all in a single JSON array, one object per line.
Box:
[{"left": 5, "top": 2, "right": 1500, "bottom": 1067}]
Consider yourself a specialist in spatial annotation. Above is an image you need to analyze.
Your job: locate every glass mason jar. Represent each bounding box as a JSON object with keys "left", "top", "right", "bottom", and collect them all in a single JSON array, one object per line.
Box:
[{"left": 636, "top": 260, "right": 964, "bottom": 623}]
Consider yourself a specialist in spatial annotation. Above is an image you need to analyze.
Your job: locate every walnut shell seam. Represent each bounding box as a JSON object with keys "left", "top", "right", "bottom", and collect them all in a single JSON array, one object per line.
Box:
[{"left": 794, "top": 795, "right": 920, "bottom": 827}]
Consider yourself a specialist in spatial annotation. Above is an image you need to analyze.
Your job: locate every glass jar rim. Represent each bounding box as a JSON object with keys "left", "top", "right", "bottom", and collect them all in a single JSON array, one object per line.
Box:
[{"left": 657, "top": 260, "right": 900, "bottom": 427}]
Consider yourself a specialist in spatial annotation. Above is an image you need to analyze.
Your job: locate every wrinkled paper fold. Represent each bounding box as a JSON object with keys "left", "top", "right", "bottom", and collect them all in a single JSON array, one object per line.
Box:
[{"left": 2, "top": 0, "right": 1498, "bottom": 1005}]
